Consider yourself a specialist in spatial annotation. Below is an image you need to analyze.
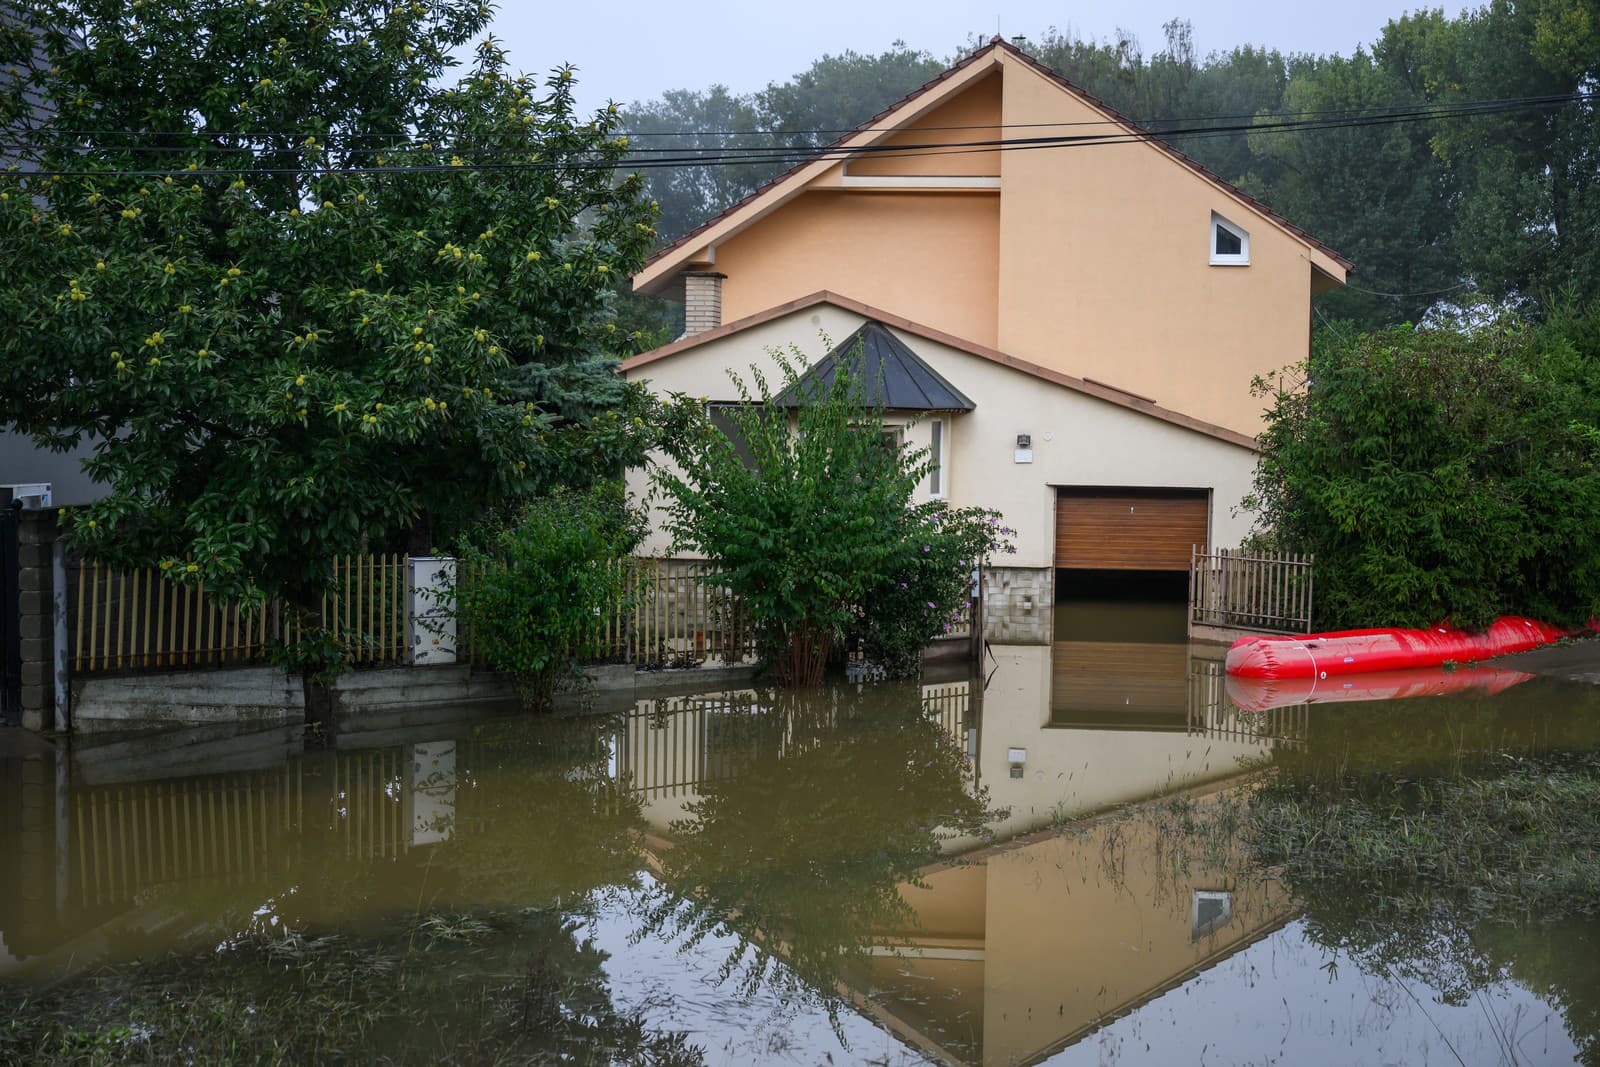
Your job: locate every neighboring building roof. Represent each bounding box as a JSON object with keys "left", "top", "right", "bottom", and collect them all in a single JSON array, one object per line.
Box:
[
  {"left": 635, "top": 37, "right": 1352, "bottom": 290},
  {"left": 620, "top": 291, "right": 1260, "bottom": 452},
  {"left": 769, "top": 321, "right": 976, "bottom": 412}
]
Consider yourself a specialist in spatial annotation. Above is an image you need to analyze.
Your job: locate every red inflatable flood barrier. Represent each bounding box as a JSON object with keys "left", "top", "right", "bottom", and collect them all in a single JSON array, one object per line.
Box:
[{"left": 1225, "top": 615, "right": 1583, "bottom": 680}]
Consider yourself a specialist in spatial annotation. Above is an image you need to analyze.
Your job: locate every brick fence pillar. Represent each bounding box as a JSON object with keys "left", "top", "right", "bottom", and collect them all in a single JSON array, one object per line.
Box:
[{"left": 16, "top": 509, "right": 60, "bottom": 732}]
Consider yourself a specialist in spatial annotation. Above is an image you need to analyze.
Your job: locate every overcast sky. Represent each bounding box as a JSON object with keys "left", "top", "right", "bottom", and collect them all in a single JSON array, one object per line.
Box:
[{"left": 489, "top": 0, "right": 1477, "bottom": 113}]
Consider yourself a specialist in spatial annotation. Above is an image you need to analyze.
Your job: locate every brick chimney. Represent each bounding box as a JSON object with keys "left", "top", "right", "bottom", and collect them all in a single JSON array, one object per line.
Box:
[{"left": 682, "top": 271, "right": 726, "bottom": 337}]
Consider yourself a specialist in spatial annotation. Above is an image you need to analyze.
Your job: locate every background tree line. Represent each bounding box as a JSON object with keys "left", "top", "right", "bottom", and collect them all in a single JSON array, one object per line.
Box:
[{"left": 620, "top": 0, "right": 1599, "bottom": 334}]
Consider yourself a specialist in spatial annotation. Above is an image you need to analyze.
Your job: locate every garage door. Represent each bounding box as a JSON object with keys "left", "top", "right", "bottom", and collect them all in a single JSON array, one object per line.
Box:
[{"left": 1054, "top": 489, "right": 1209, "bottom": 571}]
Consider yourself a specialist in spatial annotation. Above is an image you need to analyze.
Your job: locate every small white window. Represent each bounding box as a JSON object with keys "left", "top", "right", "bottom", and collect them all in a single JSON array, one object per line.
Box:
[
  {"left": 1191, "top": 890, "right": 1234, "bottom": 940},
  {"left": 1210, "top": 212, "right": 1250, "bottom": 266},
  {"left": 929, "top": 419, "right": 945, "bottom": 497}
]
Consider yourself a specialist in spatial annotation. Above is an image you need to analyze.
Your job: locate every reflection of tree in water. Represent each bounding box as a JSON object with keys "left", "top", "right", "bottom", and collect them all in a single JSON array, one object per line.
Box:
[
  {"left": 427, "top": 713, "right": 647, "bottom": 907},
  {"left": 638, "top": 682, "right": 998, "bottom": 1011},
  {"left": 268, "top": 713, "right": 646, "bottom": 926},
  {"left": 1291, "top": 898, "right": 1600, "bottom": 1067},
  {"left": 1249, "top": 690, "right": 1600, "bottom": 1067},
  {"left": 1268, "top": 681, "right": 1600, "bottom": 782},
  {"left": 1485, "top": 918, "right": 1600, "bottom": 1067}
]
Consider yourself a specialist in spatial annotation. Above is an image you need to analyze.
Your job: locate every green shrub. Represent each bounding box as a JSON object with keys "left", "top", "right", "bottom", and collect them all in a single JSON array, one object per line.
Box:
[
  {"left": 655, "top": 343, "right": 1011, "bottom": 684},
  {"left": 847, "top": 507, "right": 1014, "bottom": 675},
  {"left": 1248, "top": 303, "right": 1600, "bottom": 630},
  {"left": 455, "top": 485, "right": 643, "bottom": 706}
]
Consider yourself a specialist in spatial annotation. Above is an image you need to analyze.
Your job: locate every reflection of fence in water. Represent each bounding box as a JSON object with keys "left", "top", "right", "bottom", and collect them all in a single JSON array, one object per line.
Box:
[
  {"left": 616, "top": 682, "right": 974, "bottom": 800},
  {"left": 1186, "top": 659, "right": 1309, "bottom": 750},
  {"left": 70, "top": 766, "right": 303, "bottom": 910},
  {"left": 334, "top": 747, "right": 409, "bottom": 861},
  {"left": 69, "top": 749, "right": 416, "bottom": 910}
]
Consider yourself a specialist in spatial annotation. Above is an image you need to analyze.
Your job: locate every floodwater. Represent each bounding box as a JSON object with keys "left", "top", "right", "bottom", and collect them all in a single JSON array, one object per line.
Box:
[{"left": 3, "top": 597, "right": 1600, "bottom": 1065}]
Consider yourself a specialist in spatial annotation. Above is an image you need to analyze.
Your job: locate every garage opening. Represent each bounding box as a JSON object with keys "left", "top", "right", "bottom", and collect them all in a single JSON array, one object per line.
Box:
[
  {"left": 1051, "top": 489, "right": 1208, "bottom": 724},
  {"left": 1054, "top": 488, "right": 1210, "bottom": 575},
  {"left": 1053, "top": 487, "right": 1208, "bottom": 638}
]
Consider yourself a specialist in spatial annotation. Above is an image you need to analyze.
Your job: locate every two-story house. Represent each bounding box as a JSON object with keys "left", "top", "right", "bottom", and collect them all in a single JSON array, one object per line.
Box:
[{"left": 622, "top": 38, "right": 1350, "bottom": 640}]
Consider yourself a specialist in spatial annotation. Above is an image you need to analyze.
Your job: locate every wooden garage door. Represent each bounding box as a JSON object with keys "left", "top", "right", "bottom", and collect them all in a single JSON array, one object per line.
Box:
[{"left": 1054, "top": 489, "right": 1208, "bottom": 571}]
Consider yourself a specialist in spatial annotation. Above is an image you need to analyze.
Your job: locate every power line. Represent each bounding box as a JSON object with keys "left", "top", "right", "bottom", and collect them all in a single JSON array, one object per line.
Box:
[
  {"left": 24, "top": 89, "right": 1590, "bottom": 145},
  {"left": 2, "top": 92, "right": 1582, "bottom": 179},
  {"left": 1342, "top": 281, "right": 1475, "bottom": 299}
]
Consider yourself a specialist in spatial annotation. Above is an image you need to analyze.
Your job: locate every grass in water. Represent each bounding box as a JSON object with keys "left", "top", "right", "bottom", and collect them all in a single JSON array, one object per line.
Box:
[
  {"left": 1249, "top": 751, "right": 1600, "bottom": 919},
  {"left": 0, "top": 908, "right": 705, "bottom": 1066}
]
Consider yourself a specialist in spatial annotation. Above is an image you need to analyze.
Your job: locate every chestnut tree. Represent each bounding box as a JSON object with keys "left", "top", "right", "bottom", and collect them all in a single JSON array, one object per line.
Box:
[{"left": 0, "top": 0, "right": 663, "bottom": 611}]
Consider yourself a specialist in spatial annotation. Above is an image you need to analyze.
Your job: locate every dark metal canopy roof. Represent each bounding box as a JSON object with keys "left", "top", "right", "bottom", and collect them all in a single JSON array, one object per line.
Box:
[{"left": 771, "top": 321, "right": 976, "bottom": 412}]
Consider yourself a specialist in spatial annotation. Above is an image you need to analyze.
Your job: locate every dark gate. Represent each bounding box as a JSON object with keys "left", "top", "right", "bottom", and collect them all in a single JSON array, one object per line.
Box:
[{"left": 0, "top": 489, "right": 20, "bottom": 726}]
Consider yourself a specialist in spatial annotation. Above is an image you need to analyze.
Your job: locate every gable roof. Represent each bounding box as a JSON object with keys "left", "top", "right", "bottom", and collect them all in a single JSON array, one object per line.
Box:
[
  {"left": 634, "top": 38, "right": 1352, "bottom": 292},
  {"left": 770, "top": 321, "right": 976, "bottom": 412},
  {"left": 620, "top": 291, "right": 1260, "bottom": 452}
]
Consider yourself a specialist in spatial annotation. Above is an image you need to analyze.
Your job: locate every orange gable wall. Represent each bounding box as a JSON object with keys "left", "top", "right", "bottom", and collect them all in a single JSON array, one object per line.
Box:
[
  {"left": 993, "top": 54, "right": 1315, "bottom": 433},
  {"left": 714, "top": 190, "right": 1001, "bottom": 349},
  {"left": 649, "top": 49, "right": 1338, "bottom": 436},
  {"left": 849, "top": 71, "right": 1002, "bottom": 177}
]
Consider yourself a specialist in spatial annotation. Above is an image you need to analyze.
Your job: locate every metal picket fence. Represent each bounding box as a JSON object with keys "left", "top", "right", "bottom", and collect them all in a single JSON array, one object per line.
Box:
[
  {"left": 1189, "top": 547, "right": 1314, "bottom": 635},
  {"left": 70, "top": 553, "right": 409, "bottom": 673}
]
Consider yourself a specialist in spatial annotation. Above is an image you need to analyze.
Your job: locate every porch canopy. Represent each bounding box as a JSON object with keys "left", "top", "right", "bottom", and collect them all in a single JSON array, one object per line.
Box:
[{"left": 771, "top": 321, "right": 975, "bottom": 412}]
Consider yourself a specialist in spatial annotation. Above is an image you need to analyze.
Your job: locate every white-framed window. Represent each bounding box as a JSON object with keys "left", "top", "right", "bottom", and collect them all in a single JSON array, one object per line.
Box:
[
  {"left": 1210, "top": 212, "right": 1250, "bottom": 266},
  {"left": 928, "top": 418, "right": 946, "bottom": 498},
  {"left": 1191, "top": 889, "right": 1234, "bottom": 940}
]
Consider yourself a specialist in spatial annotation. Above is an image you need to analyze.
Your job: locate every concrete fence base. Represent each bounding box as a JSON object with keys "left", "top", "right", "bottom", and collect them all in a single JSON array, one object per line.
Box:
[{"left": 68, "top": 658, "right": 766, "bottom": 735}]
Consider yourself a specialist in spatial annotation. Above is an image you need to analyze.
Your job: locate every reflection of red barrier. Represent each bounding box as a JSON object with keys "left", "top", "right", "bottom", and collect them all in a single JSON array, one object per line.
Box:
[
  {"left": 1225, "top": 616, "right": 1591, "bottom": 679},
  {"left": 1225, "top": 665, "right": 1537, "bottom": 712}
]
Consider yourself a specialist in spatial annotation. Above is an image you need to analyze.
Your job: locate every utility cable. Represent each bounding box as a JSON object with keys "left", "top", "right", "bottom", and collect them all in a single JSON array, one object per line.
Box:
[
  {"left": 22, "top": 89, "right": 1591, "bottom": 145},
  {"left": 1, "top": 93, "right": 1582, "bottom": 179}
]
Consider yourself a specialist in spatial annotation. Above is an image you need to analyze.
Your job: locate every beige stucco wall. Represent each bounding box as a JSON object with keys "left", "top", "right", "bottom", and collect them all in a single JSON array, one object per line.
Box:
[
  {"left": 849, "top": 71, "right": 1002, "bottom": 178},
  {"left": 712, "top": 191, "right": 1001, "bottom": 349},
  {"left": 640, "top": 49, "right": 1345, "bottom": 437},
  {"left": 624, "top": 305, "right": 1260, "bottom": 570},
  {"left": 943, "top": 644, "right": 1270, "bottom": 847},
  {"left": 992, "top": 52, "right": 1319, "bottom": 435}
]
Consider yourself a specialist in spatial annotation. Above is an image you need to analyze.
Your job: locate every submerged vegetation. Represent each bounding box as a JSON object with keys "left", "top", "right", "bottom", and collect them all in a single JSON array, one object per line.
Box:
[
  {"left": 1132, "top": 728, "right": 1600, "bottom": 931},
  {"left": 0, "top": 909, "right": 704, "bottom": 1066},
  {"left": 1250, "top": 751, "right": 1600, "bottom": 919}
]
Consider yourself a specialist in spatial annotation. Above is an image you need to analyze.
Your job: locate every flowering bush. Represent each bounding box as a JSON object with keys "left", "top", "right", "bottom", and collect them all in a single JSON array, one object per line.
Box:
[
  {"left": 655, "top": 342, "right": 1012, "bottom": 684},
  {"left": 453, "top": 485, "right": 643, "bottom": 708},
  {"left": 848, "top": 509, "right": 1014, "bottom": 676}
]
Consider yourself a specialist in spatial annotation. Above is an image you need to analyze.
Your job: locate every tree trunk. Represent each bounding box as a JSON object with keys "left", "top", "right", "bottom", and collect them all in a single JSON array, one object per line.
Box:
[
  {"left": 302, "top": 672, "right": 336, "bottom": 747},
  {"left": 778, "top": 624, "right": 831, "bottom": 687},
  {"left": 405, "top": 510, "right": 435, "bottom": 557}
]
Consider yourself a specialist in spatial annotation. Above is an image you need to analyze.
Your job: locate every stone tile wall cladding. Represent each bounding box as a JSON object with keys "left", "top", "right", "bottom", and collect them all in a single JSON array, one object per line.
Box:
[
  {"left": 16, "top": 510, "right": 58, "bottom": 732},
  {"left": 982, "top": 566, "right": 1053, "bottom": 645}
]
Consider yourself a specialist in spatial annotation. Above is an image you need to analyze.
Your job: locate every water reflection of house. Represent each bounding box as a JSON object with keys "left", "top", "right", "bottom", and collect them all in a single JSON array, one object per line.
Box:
[
  {"left": 858, "top": 798, "right": 1295, "bottom": 1067},
  {"left": 954, "top": 643, "right": 1304, "bottom": 848}
]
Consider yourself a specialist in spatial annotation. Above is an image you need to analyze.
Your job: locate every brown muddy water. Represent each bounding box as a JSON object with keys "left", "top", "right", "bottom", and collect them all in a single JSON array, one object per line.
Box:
[{"left": 3, "top": 599, "right": 1599, "bottom": 1065}]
